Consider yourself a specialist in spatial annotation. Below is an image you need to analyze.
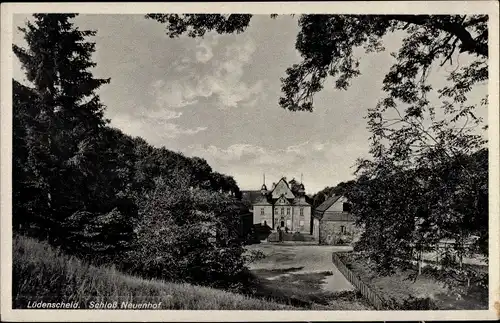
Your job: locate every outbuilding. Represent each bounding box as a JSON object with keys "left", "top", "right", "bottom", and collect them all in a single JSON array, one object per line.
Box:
[{"left": 312, "top": 194, "right": 361, "bottom": 245}]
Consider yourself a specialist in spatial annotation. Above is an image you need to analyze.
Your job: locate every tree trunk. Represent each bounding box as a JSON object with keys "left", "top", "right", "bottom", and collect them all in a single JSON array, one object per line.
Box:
[{"left": 418, "top": 249, "right": 423, "bottom": 275}]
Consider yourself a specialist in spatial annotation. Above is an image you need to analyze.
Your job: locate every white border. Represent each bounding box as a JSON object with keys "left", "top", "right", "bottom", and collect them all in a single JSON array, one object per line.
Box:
[{"left": 1, "top": 1, "right": 499, "bottom": 322}]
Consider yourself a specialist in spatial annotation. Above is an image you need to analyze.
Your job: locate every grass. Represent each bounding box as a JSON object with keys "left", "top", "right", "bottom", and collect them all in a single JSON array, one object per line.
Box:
[
  {"left": 12, "top": 235, "right": 295, "bottom": 310},
  {"left": 338, "top": 252, "right": 488, "bottom": 310}
]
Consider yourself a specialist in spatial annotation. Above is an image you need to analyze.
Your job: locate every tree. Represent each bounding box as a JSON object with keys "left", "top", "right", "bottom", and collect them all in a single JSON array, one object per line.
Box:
[
  {"left": 12, "top": 14, "right": 138, "bottom": 254},
  {"left": 330, "top": 180, "right": 356, "bottom": 196},
  {"left": 125, "top": 172, "right": 248, "bottom": 290},
  {"left": 288, "top": 178, "right": 301, "bottom": 195}
]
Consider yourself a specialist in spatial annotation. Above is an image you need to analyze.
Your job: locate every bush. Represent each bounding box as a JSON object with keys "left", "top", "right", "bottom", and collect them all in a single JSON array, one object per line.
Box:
[{"left": 123, "top": 175, "right": 249, "bottom": 291}]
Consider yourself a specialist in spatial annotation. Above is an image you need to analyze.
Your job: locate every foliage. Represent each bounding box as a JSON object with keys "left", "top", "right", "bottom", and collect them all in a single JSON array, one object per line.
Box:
[
  {"left": 287, "top": 178, "right": 301, "bottom": 195},
  {"left": 311, "top": 180, "right": 356, "bottom": 209},
  {"left": 124, "top": 173, "right": 249, "bottom": 291},
  {"left": 347, "top": 148, "right": 487, "bottom": 274},
  {"left": 244, "top": 249, "right": 267, "bottom": 264}
]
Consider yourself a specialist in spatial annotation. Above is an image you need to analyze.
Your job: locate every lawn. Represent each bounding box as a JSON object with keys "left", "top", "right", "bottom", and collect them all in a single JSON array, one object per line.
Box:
[
  {"left": 244, "top": 243, "right": 372, "bottom": 310},
  {"left": 337, "top": 251, "right": 488, "bottom": 310}
]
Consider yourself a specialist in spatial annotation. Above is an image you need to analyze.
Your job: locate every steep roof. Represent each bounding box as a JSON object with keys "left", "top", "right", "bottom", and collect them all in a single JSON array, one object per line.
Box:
[
  {"left": 293, "top": 196, "right": 310, "bottom": 206},
  {"left": 254, "top": 194, "right": 271, "bottom": 205},
  {"left": 271, "top": 177, "right": 295, "bottom": 199},
  {"left": 315, "top": 194, "right": 342, "bottom": 213}
]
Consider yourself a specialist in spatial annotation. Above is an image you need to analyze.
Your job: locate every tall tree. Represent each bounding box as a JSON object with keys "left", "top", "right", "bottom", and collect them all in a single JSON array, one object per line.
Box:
[{"left": 13, "top": 14, "right": 113, "bottom": 244}]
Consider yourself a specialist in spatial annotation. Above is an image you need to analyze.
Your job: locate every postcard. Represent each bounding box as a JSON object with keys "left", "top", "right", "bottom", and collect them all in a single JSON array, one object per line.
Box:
[{"left": 1, "top": 1, "right": 499, "bottom": 321}]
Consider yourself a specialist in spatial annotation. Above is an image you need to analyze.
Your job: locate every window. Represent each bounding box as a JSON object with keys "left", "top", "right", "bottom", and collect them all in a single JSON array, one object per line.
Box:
[
  {"left": 287, "top": 208, "right": 290, "bottom": 215},
  {"left": 286, "top": 219, "right": 291, "bottom": 227},
  {"left": 340, "top": 225, "right": 346, "bottom": 233},
  {"left": 300, "top": 207, "right": 304, "bottom": 216},
  {"left": 281, "top": 207, "right": 284, "bottom": 215},
  {"left": 342, "top": 202, "right": 351, "bottom": 212},
  {"left": 260, "top": 208, "right": 264, "bottom": 215}
]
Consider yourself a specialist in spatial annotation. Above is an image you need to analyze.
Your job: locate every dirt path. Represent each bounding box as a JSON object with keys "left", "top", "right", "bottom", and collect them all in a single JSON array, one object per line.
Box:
[
  {"left": 245, "top": 243, "right": 370, "bottom": 310},
  {"left": 246, "top": 243, "right": 354, "bottom": 291}
]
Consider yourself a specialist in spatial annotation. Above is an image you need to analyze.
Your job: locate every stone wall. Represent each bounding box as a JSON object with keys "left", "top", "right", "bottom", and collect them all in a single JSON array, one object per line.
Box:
[{"left": 319, "top": 221, "right": 358, "bottom": 245}]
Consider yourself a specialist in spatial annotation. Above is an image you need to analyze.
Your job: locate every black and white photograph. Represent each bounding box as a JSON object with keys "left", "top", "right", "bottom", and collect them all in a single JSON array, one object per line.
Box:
[{"left": 1, "top": 1, "right": 499, "bottom": 322}]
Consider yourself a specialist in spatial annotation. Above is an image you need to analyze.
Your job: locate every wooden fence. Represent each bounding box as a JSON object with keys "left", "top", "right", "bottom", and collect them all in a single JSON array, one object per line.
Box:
[{"left": 331, "top": 253, "right": 389, "bottom": 310}]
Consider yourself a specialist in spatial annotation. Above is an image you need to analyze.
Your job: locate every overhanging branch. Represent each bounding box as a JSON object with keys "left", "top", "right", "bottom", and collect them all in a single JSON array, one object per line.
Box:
[{"left": 386, "top": 15, "right": 488, "bottom": 58}]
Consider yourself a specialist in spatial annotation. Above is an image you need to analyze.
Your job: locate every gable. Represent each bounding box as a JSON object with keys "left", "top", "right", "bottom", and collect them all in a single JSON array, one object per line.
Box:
[
  {"left": 325, "top": 196, "right": 349, "bottom": 212},
  {"left": 315, "top": 195, "right": 342, "bottom": 213},
  {"left": 271, "top": 178, "right": 295, "bottom": 199},
  {"left": 275, "top": 195, "right": 291, "bottom": 205}
]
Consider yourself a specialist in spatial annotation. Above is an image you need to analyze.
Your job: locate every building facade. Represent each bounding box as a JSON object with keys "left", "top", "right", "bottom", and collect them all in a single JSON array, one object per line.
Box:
[
  {"left": 312, "top": 194, "right": 361, "bottom": 245},
  {"left": 251, "top": 177, "right": 311, "bottom": 234}
]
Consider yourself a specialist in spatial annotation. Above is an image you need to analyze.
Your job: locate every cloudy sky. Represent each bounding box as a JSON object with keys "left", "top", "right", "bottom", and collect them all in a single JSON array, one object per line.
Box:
[{"left": 12, "top": 14, "right": 488, "bottom": 194}]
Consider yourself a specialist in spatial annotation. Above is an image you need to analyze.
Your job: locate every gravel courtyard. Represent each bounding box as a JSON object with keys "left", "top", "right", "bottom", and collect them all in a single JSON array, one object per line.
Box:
[{"left": 245, "top": 243, "right": 370, "bottom": 310}]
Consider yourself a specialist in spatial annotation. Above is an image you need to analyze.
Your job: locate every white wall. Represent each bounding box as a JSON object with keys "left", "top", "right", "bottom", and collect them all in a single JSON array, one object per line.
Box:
[
  {"left": 253, "top": 205, "right": 273, "bottom": 226},
  {"left": 326, "top": 196, "right": 348, "bottom": 212}
]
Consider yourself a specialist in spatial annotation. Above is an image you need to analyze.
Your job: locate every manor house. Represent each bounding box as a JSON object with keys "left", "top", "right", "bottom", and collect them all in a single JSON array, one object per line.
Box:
[{"left": 243, "top": 177, "right": 311, "bottom": 234}]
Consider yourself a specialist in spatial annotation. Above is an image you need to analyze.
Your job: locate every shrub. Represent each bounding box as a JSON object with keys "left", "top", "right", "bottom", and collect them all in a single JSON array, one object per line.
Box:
[{"left": 123, "top": 174, "right": 249, "bottom": 291}]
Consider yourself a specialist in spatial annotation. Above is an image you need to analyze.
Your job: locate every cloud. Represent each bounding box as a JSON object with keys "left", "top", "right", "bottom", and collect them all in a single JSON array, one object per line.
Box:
[
  {"left": 110, "top": 111, "right": 207, "bottom": 142},
  {"left": 188, "top": 141, "right": 336, "bottom": 167},
  {"left": 185, "top": 141, "right": 370, "bottom": 193},
  {"left": 195, "top": 34, "right": 220, "bottom": 63},
  {"left": 152, "top": 35, "right": 264, "bottom": 110},
  {"left": 137, "top": 107, "right": 183, "bottom": 121},
  {"left": 151, "top": 80, "right": 200, "bottom": 109}
]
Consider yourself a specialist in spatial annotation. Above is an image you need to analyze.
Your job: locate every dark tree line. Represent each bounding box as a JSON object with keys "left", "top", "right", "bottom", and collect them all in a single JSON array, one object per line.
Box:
[{"left": 13, "top": 14, "right": 246, "bottom": 289}]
